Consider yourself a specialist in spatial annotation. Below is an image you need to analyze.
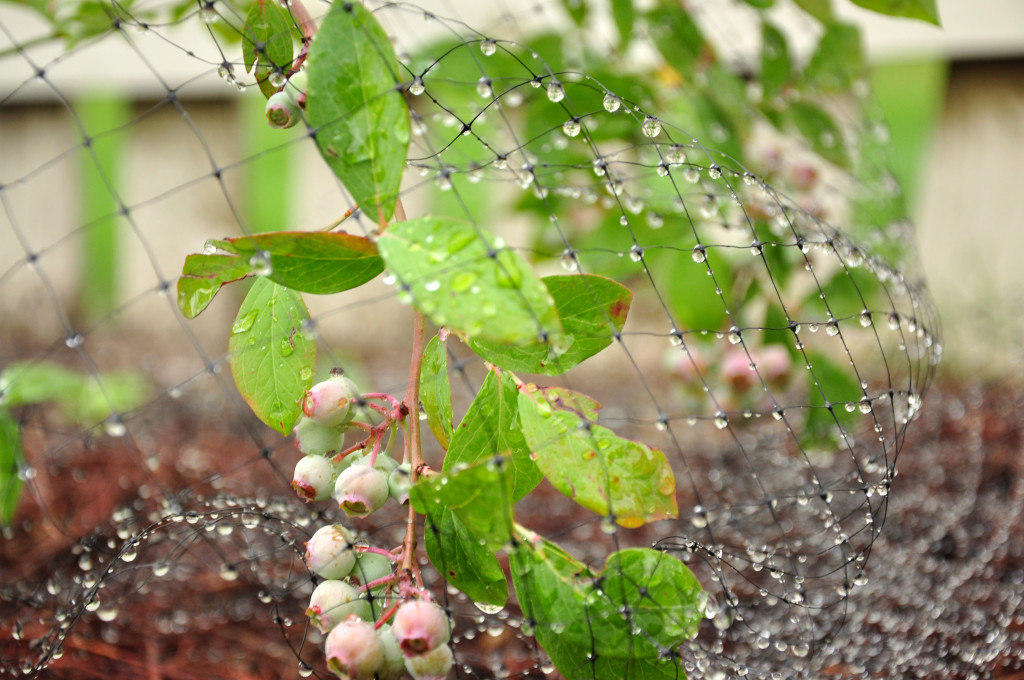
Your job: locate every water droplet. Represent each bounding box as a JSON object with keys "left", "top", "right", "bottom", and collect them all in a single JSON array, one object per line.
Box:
[
  {"left": 424, "top": 280, "right": 441, "bottom": 293},
  {"left": 599, "top": 517, "right": 616, "bottom": 534},
  {"left": 232, "top": 309, "right": 259, "bottom": 335},
  {"left": 104, "top": 415, "right": 126, "bottom": 438},
  {"left": 641, "top": 116, "right": 661, "bottom": 138},
  {"left": 825, "top": 322, "right": 839, "bottom": 336},
  {"left": 667, "top": 145, "right": 687, "bottom": 164},
  {"left": 546, "top": 81, "right": 565, "bottom": 103},
  {"left": 198, "top": 3, "right": 219, "bottom": 23},
  {"left": 268, "top": 70, "right": 286, "bottom": 88},
  {"left": 248, "top": 251, "right": 272, "bottom": 276},
  {"left": 888, "top": 313, "right": 900, "bottom": 330},
  {"left": 474, "top": 601, "right": 503, "bottom": 614},
  {"left": 559, "top": 251, "right": 578, "bottom": 272},
  {"left": 434, "top": 173, "right": 453, "bottom": 191},
  {"left": 97, "top": 606, "right": 118, "bottom": 622},
  {"left": 592, "top": 159, "right": 607, "bottom": 177},
  {"left": 120, "top": 544, "right": 137, "bottom": 562},
  {"left": 727, "top": 328, "right": 741, "bottom": 344},
  {"left": 65, "top": 333, "right": 84, "bottom": 348},
  {"left": 217, "top": 64, "right": 234, "bottom": 83},
  {"left": 691, "top": 246, "right": 706, "bottom": 263},
  {"left": 647, "top": 212, "right": 664, "bottom": 229},
  {"left": 476, "top": 77, "right": 492, "bottom": 99},
  {"left": 683, "top": 167, "right": 700, "bottom": 183},
  {"left": 298, "top": 662, "right": 314, "bottom": 678},
  {"left": 602, "top": 93, "right": 620, "bottom": 112},
  {"left": 691, "top": 506, "right": 708, "bottom": 528},
  {"left": 562, "top": 118, "right": 581, "bottom": 137},
  {"left": 408, "top": 77, "right": 425, "bottom": 96},
  {"left": 220, "top": 564, "right": 239, "bottom": 581},
  {"left": 714, "top": 412, "right": 729, "bottom": 429},
  {"left": 85, "top": 596, "right": 101, "bottom": 612},
  {"left": 480, "top": 39, "right": 497, "bottom": 56},
  {"left": 708, "top": 164, "right": 722, "bottom": 179},
  {"left": 656, "top": 162, "right": 670, "bottom": 177},
  {"left": 153, "top": 561, "right": 170, "bottom": 577},
  {"left": 628, "top": 246, "right": 643, "bottom": 262}
]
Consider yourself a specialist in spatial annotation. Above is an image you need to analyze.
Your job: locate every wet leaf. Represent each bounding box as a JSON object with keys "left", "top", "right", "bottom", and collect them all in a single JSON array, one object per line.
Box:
[
  {"left": 0, "top": 409, "right": 24, "bottom": 527},
  {"left": 378, "top": 216, "right": 566, "bottom": 352},
  {"left": 646, "top": 2, "right": 709, "bottom": 75},
  {"left": 804, "top": 22, "right": 863, "bottom": 93},
  {"left": 228, "top": 277, "right": 316, "bottom": 435},
  {"left": 420, "top": 333, "right": 454, "bottom": 450},
  {"left": 423, "top": 507, "right": 508, "bottom": 606},
  {"left": 177, "top": 232, "right": 383, "bottom": 318},
  {"left": 610, "top": 0, "right": 634, "bottom": 48},
  {"left": 469, "top": 274, "right": 631, "bottom": 375},
  {"left": 242, "top": 0, "right": 295, "bottom": 99},
  {"left": 306, "top": 2, "right": 410, "bottom": 224},
  {"left": 850, "top": 0, "right": 940, "bottom": 25},
  {"left": 511, "top": 538, "right": 703, "bottom": 680},
  {"left": 410, "top": 456, "right": 515, "bottom": 551},
  {"left": 444, "top": 370, "right": 541, "bottom": 502},
  {"left": 761, "top": 21, "right": 790, "bottom": 102},
  {"left": 518, "top": 386, "right": 677, "bottom": 527},
  {"left": 786, "top": 101, "right": 850, "bottom": 168}
]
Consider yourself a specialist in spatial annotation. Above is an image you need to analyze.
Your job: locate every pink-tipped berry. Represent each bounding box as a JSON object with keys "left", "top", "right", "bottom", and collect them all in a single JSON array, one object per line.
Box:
[
  {"left": 324, "top": 619, "right": 384, "bottom": 679},
  {"left": 305, "top": 524, "right": 357, "bottom": 580},
  {"left": 292, "top": 455, "right": 345, "bottom": 502},
  {"left": 265, "top": 91, "right": 300, "bottom": 129},
  {"left": 391, "top": 600, "right": 450, "bottom": 657},
  {"left": 404, "top": 643, "right": 454, "bottom": 679},
  {"left": 334, "top": 464, "right": 390, "bottom": 518},
  {"left": 302, "top": 374, "right": 359, "bottom": 428},
  {"left": 284, "top": 70, "right": 307, "bottom": 110},
  {"left": 306, "top": 580, "right": 371, "bottom": 633}
]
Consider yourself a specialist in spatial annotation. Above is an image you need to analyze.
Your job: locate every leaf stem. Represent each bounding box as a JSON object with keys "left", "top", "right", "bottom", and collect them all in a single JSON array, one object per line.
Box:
[{"left": 400, "top": 309, "right": 427, "bottom": 574}]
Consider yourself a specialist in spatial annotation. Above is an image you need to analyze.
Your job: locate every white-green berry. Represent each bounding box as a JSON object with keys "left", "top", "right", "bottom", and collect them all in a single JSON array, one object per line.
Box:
[
  {"left": 305, "top": 524, "right": 357, "bottom": 579},
  {"left": 388, "top": 463, "right": 412, "bottom": 505},
  {"left": 350, "top": 550, "right": 393, "bottom": 591},
  {"left": 292, "top": 454, "right": 345, "bottom": 502},
  {"left": 293, "top": 416, "right": 345, "bottom": 457},
  {"left": 377, "top": 625, "right": 407, "bottom": 680},
  {"left": 306, "top": 579, "right": 371, "bottom": 633},
  {"left": 404, "top": 643, "right": 453, "bottom": 680},
  {"left": 325, "top": 619, "right": 384, "bottom": 679},
  {"left": 392, "top": 600, "right": 450, "bottom": 657},
  {"left": 302, "top": 374, "right": 360, "bottom": 428},
  {"left": 334, "top": 464, "right": 390, "bottom": 518},
  {"left": 265, "top": 90, "right": 300, "bottom": 129}
]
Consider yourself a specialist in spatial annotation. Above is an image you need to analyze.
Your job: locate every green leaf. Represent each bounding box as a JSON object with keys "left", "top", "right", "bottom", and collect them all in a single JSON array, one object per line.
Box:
[
  {"left": 761, "top": 21, "right": 791, "bottom": 102},
  {"left": 423, "top": 507, "right": 508, "bottom": 606},
  {"left": 803, "top": 22, "right": 863, "bottom": 93},
  {"left": 306, "top": 1, "right": 410, "bottom": 224},
  {"left": 177, "top": 231, "right": 383, "bottom": 318},
  {"left": 610, "top": 0, "right": 634, "bottom": 48},
  {"left": 849, "top": 0, "right": 940, "bottom": 25},
  {"left": 560, "top": 0, "right": 588, "bottom": 26},
  {"left": 469, "top": 274, "right": 631, "bottom": 376},
  {"left": 517, "top": 386, "right": 677, "bottom": 528},
  {"left": 177, "top": 254, "right": 252, "bottom": 319},
  {"left": 242, "top": 0, "right": 295, "bottom": 99},
  {"left": 223, "top": 231, "right": 384, "bottom": 295},
  {"left": 786, "top": 101, "right": 850, "bottom": 168},
  {"left": 420, "top": 333, "right": 454, "bottom": 450},
  {"left": 444, "top": 370, "right": 541, "bottom": 502},
  {"left": 0, "top": 362, "right": 147, "bottom": 425},
  {"left": 377, "top": 217, "right": 566, "bottom": 352},
  {"left": 646, "top": 3, "right": 709, "bottom": 75},
  {"left": 803, "top": 351, "right": 862, "bottom": 451},
  {"left": 510, "top": 538, "right": 703, "bottom": 680},
  {"left": 410, "top": 457, "right": 515, "bottom": 551},
  {"left": 741, "top": 0, "right": 775, "bottom": 7},
  {"left": 228, "top": 277, "right": 316, "bottom": 435},
  {"left": 793, "top": 0, "right": 833, "bottom": 23},
  {"left": 0, "top": 409, "right": 25, "bottom": 527}
]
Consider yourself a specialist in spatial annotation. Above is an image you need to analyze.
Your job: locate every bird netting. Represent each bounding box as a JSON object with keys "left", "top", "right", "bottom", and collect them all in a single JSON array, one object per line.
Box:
[{"left": 0, "top": 1, "right": 966, "bottom": 679}]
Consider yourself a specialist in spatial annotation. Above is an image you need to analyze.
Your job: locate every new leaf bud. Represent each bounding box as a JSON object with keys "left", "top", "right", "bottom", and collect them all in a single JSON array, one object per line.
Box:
[{"left": 305, "top": 524, "right": 357, "bottom": 579}]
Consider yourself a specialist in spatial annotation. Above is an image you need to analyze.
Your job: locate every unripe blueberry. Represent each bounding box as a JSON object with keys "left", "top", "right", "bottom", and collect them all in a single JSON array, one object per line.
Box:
[
  {"left": 306, "top": 579, "right": 371, "bottom": 633},
  {"left": 302, "top": 374, "right": 360, "bottom": 428},
  {"left": 404, "top": 643, "right": 454, "bottom": 680},
  {"left": 376, "top": 625, "right": 407, "bottom": 680},
  {"left": 350, "top": 550, "right": 393, "bottom": 590},
  {"left": 387, "top": 463, "right": 412, "bottom": 505},
  {"left": 284, "top": 70, "right": 307, "bottom": 110},
  {"left": 721, "top": 348, "right": 755, "bottom": 393},
  {"left": 334, "top": 464, "right": 390, "bottom": 518},
  {"left": 293, "top": 416, "right": 345, "bottom": 457},
  {"left": 391, "top": 600, "right": 450, "bottom": 657},
  {"left": 265, "top": 90, "right": 300, "bottom": 129},
  {"left": 349, "top": 450, "right": 398, "bottom": 474},
  {"left": 292, "top": 455, "right": 346, "bottom": 502},
  {"left": 305, "top": 524, "right": 357, "bottom": 579},
  {"left": 324, "top": 619, "right": 384, "bottom": 679}
]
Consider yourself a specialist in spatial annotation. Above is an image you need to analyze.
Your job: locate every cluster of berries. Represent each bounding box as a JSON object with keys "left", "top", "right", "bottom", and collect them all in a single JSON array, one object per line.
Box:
[
  {"left": 291, "top": 372, "right": 412, "bottom": 516},
  {"left": 304, "top": 524, "right": 454, "bottom": 679}
]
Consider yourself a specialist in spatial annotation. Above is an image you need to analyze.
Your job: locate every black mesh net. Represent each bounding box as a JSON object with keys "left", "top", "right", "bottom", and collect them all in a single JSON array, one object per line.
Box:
[{"left": 3, "top": 1, "right": 1009, "bottom": 680}]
